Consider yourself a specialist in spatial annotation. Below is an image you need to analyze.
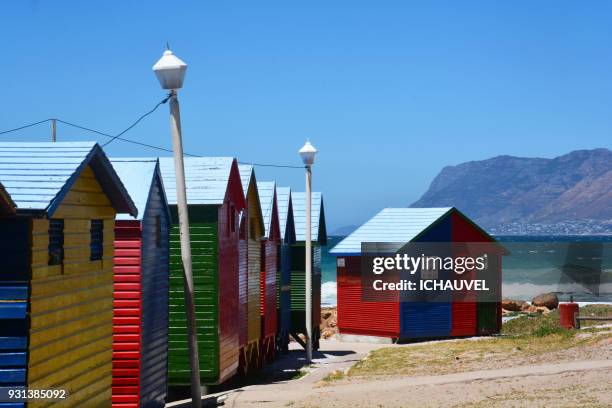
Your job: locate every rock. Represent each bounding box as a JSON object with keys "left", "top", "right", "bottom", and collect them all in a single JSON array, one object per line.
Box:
[
  {"left": 532, "top": 293, "right": 559, "bottom": 310},
  {"left": 535, "top": 306, "right": 551, "bottom": 314},
  {"left": 322, "top": 311, "right": 332, "bottom": 320},
  {"left": 502, "top": 299, "right": 526, "bottom": 311},
  {"left": 520, "top": 302, "right": 533, "bottom": 311}
]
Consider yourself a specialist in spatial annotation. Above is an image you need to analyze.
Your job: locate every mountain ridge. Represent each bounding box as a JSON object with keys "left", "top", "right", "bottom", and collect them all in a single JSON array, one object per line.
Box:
[{"left": 411, "top": 148, "right": 612, "bottom": 229}]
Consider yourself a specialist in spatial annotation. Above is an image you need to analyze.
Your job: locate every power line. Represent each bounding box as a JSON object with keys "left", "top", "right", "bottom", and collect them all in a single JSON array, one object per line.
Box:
[
  {"left": 0, "top": 118, "right": 52, "bottom": 135},
  {"left": 102, "top": 94, "right": 171, "bottom": 147},
  {"left": 0, "top": 114, "right": 304, "bottom": 168}
]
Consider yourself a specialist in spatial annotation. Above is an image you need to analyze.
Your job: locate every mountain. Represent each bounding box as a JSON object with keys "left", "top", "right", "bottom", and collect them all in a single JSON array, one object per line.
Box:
[{"left": 411, "top": 148, "right": 612, "bottom": 229}]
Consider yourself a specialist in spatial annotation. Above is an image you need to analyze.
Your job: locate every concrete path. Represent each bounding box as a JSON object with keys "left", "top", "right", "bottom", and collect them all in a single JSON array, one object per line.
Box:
[
  {"left": 222, "top": 340, "right": 612, "bottom": 408},
  {"left": 167, "top": 338, "right": 612, "bottom": 407}
]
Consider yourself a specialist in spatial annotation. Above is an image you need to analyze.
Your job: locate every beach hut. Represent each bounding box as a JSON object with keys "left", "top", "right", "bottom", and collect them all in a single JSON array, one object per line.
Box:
[
  {"left": 290, "top": 192, "right": 327, "bottom": 350},
  {"left": 330, "top": 208, "right": 502, "bottom": 341},
  {"left": 256, "top": 181, "right": 281, "bottom": 364},
  {"left": 0, "top": 142, "right": 136, "bottom": 407},
  {"left": 237, "top": 164, "right": 265, "bottom": 374},
  {"left": 110, "top": 158, "right": 170, "bottom": 407},
  {"left": 275, "top": 187, "right": 295, "bottom": 353},
  {"left": 159, "top": 157, "right": 245, "bottom": 386}
]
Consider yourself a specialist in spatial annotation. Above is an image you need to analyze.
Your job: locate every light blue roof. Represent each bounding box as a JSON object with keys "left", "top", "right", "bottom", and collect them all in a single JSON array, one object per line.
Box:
[
  {"left": 292, "top": 192, "right": 326, "bottom": 243},
  {"left": 257, "top": 181, "right": 276, "bottom": 238},
  {"left": 238, "top": 164, "right": 253, "bottom": 198},
  {"left": 330, "top": 207, "right": 452, "bottom": 255},
  {"left": 276, "top": 187, "right": 292, "bottom": 240},
  {"left": 0, "top": 142, "right": 136, "bottom": 216},
  {"left": 159, "top": 157, "right": 234, "bottom": 205},
  {"left": 111, "top": 158, "right": 167, "bottom": 221}
]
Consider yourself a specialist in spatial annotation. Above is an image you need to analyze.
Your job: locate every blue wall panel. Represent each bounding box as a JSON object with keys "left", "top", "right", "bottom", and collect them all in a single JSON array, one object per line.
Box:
[
  {"left": 400, "top": 216, "right": 452, "bottom": 339},
  {"left": 139, "top": 173, "right": 170, "bottom": 408},
  {"left": 0, "top": 218, "right": 29, "bottom": 404}
]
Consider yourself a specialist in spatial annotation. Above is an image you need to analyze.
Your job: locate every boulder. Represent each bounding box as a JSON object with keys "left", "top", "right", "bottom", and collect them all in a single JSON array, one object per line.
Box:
[
  {"left": 535, "top": 306, "right": 551, "bottom": 314},
  {"left": 502, "top": 299, "right": 526, "bottom": 312},
  {"left": 532, "top": 293, "right": 559, "bottom": 310}
]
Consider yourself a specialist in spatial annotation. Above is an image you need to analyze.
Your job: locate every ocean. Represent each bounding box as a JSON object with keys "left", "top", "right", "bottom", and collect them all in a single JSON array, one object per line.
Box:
[{"left": 321, "top": 235, "right": 612, "bottom": 307}]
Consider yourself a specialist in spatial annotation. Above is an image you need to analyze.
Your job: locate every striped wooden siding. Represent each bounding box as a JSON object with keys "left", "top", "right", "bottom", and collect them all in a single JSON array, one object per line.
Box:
[
  {"left": 260, "top": 241, "right": 277, "bottom": 338},
  {"left": 28, "top": 165, "right": 116, "bottom": 407},
  {"left": 0, "top": 219, "right": 30, "bottom": 408},
  {"left": 112, "top": 220, "right": 142, "bottom": 408},
  {"left": 216, "top": 204, "right": 239, "bottom": 383},
  {"left": 139, "top": 176, "right": 170, "bottom": 407},
  {"left": 276, "top": 243, "right": 291, "bottom": 351},
  {"left": 337, "top": 256, "right": 400, "bottom": 337},
  {"left": 247, "top": 239, "right": 261, "bottom": 343},
  {"left": 168, "top": 206, "right": 220, "bottom": 385},
  {"left": 238, "top": 238, "right": 248, "bottom": 348},
  {"left": 290, "top": 244, "right": 322, "bottom": 333}
]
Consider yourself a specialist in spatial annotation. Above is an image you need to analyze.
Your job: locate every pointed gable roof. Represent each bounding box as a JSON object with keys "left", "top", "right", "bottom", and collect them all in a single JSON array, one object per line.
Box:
[
  {"left": 275, "top": 187, "right": 295, "bottom": 243},
  {"left": 292, "top": 192, "right": 327, "bottom": 245},
  {"left": 0, "top": 142, "right": 136, "bottom": 217},
  {"left": 111, "top": 158, "right": 170, "bottom": 221},
  {"left": 159, "top": 157, "right": 234, "bottom": 205},
  {"left": 330, "top": 207, "right": 453, "bottom": 255},
  {"left": 257, "top": 181, "right": 281, "bottom": 240}
]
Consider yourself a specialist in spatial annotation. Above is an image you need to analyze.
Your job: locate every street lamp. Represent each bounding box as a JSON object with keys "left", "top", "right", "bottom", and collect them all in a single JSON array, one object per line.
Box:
[
  {"left": 153, "top": 48, "right": 202, "bottom": 407},
  {"left": 299, "top": 140, "right": 317, "bottom": 363}
]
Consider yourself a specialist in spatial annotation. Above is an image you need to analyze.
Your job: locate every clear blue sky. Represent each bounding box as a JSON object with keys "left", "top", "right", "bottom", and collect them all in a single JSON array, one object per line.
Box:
[{"left": 2, "top": 2, "right": 612, "bottom": 230}]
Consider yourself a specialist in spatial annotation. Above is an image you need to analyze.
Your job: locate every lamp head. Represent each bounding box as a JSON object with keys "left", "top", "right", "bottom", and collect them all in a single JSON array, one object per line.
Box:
[
  {"left": 152, "top": 48, "right": 187, "bottom": 90},
  {"left": 299, "top": 140, "right": 318, "bottom": 166}
]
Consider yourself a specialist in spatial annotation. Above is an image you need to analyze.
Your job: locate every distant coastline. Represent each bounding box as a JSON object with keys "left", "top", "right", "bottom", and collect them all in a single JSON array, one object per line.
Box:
[{"left": 321, "top": 234, "right": 612, "bottom": 307}]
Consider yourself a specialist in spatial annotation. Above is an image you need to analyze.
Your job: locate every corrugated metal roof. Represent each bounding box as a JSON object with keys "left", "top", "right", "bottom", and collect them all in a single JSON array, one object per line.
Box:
[
  {"left": 330, "top": 207, "right": 452, "bottom": 255},
  {"left": 238, "top": 164, "right": 253, "bottom": 198},
  {"left": 0, "top": 141, "right": 136, "bottom": 216},
  {"left": 158, "top": 157, "right": 234, "bottom": 205},
  {"left": 111, "top": 158, "right": 163, "bottom": 221},
  {"left": 257, "top": 181, "right": 275, "bottom": 238},
  {"left": 276, "top": 187, "right": 291, "bottom": 240},
  {"left": 292, "top": 192, "right": 325, "bottom": 243}
]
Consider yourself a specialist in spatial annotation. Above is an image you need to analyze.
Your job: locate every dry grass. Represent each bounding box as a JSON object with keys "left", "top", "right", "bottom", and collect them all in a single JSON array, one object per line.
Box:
[{"left": 344, "top": 305, "right": 612, "bottom": 379}]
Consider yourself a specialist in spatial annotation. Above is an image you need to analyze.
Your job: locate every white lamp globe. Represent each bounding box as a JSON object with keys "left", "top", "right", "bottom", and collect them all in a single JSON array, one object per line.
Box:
[
  {"left": 299, "top": 140, "right": 318, "bottom": 166},
  {"left": 152, "top": 49, "right": 187, "bottom": 90}
]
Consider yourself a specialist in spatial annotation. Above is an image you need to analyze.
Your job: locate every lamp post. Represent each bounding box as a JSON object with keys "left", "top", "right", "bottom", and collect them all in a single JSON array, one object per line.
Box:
[
  {"left": 153, "top": 48, "right": 202, "bottom": 407},
  {"left": 299, "top": 140, "right": 317, "bottom": 363}
]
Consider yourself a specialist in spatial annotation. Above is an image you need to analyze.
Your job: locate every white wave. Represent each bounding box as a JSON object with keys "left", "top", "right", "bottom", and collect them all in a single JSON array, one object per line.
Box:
[
  {"left": 503, "top": 282, "right": 612, "bottom": 301},
  {"left": 321, "top": 281, "right": 337, "bottom": 307}
]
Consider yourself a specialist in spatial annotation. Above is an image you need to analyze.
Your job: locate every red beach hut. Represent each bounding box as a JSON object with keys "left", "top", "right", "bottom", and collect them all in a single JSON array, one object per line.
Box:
[
  {"left": 110, "top": 158, "right": 171, "bottom": 407},
  {"left": 256, "top": 181, "right": 281, "bottom": 364},
  {"left": 331, "top": 207, "right": 502, "bottom": 341}
]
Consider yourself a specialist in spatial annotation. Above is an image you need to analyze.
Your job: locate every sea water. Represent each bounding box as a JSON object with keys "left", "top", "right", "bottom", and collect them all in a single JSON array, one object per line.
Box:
[{"left": 321, "top": 235, "right": 612, "bottom": 307}]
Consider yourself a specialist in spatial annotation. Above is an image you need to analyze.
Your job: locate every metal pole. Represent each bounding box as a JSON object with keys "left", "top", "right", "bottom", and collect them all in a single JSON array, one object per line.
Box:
[
  {"left": 51, "top": 119, "right": 56, "bottom": 142},
  {"left": 169, "top": 90, "right": 203, "bottom": 407},
  {"left": 305, "top": 165, "right": 313, "bottom": 363}
]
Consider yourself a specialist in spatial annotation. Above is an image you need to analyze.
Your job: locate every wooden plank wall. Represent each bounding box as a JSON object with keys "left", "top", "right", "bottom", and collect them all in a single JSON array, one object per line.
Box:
[
  {"left": 138, "top": 175, "right": 170, "bottom": 406},
  {"left": 0, "top": 218, "right": 30, "bottom": 408},
  {"left": 168, "top": 206, "right": 219, "bottom": 385},
  {"left": 28, "top": 165, "right": 116, "bottom": 407},
  {"left": 112, "top": 220, "right": 142, "bottom": 408}
]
